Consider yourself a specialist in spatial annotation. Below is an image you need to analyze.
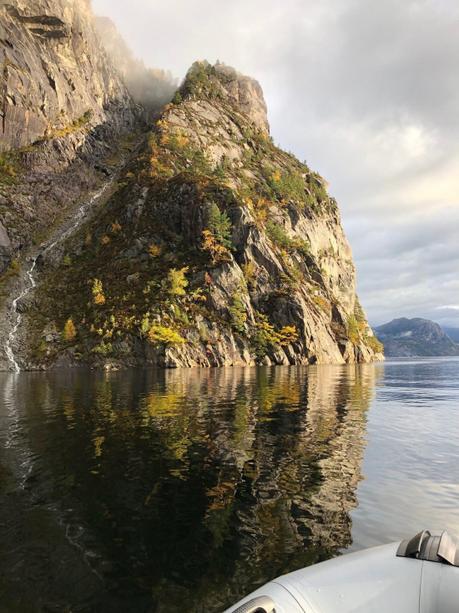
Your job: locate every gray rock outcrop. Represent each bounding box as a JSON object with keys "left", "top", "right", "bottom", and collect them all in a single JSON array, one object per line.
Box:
[
  {"left": 0, "top": 3, "right": 383, "bottom": 370},
  {"left": 0, "top": 0, "right": 140, "bottom": 276},
  {"left": 19, "top": 62, "right": 384, "bottom": 369},
  {"left": 0, "top": 0, "right": 133, "bottom": 151},
  {"left": 0, "top": 219, "right": 11, "bottom": 272}
]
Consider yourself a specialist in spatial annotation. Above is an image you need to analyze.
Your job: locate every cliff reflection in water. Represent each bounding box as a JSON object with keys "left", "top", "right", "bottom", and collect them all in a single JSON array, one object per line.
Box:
[{"left": 0, "top": 365, "right": 378, "bottom": 612}]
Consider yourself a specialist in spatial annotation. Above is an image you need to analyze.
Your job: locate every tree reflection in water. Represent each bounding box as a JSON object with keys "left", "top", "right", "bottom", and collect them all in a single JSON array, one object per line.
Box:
[{"left": 0, "top": 364, "right": 378, "bottom": 612}]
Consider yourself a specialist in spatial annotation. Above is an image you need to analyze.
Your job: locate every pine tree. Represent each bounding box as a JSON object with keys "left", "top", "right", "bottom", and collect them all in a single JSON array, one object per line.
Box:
[{"left": 208, "top": 202, "right": 232, "bottom": 249}]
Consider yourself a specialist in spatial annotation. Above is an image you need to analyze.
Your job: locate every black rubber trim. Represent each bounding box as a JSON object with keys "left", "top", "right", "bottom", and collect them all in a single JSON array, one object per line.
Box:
[{"left": 231, "top": 596, "right": 276, "bottom": 613}]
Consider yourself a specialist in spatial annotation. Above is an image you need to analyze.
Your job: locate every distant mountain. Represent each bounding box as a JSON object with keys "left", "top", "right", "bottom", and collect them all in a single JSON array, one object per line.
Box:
[
  {"left": 442, "top": 327, "right": 459, "bottom": 342},
  {"left": 375, "top": 318, "right": 459, "bottom": 357}
]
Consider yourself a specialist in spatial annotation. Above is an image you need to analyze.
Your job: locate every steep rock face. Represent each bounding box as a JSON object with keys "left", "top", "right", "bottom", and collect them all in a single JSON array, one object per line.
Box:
[
  {"left": 21, "top": 62, "right": 383, "bottom": 369},
  {"left": 376, "top": 317, "right": 459, "bottom": 357},
  {"left": 0, "top": 0, "right": 140, "bottom": 274},
  {"left": 210, "top": 62, "right": 269, "bottom": 133},
  {"left": 0, "top": 0, "right": 133, "bottom": 151},
  {"left": 0, "top": 219, "right": 11, "bottom": 269}
]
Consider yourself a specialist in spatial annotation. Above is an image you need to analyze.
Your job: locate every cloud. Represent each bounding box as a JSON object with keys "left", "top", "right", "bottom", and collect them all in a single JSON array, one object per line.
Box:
[{"left": 92, "top": 0, "right": 459, "bottom": 327}]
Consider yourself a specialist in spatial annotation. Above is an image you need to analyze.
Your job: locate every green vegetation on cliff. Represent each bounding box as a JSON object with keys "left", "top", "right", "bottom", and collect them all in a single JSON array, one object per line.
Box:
[{"left": 20, "top": 61, "right": 382, "bottom": 368}]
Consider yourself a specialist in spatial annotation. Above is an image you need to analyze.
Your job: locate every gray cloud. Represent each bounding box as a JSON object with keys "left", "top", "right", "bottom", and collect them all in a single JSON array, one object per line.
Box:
[{"left": 93, "top": 0, "right": 459, "bottom": 328}]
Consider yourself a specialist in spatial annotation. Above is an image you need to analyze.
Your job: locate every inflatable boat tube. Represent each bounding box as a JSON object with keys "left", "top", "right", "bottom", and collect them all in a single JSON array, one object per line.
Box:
[{"left": 225, "top": 530, "right": 459, "bottom": 613}]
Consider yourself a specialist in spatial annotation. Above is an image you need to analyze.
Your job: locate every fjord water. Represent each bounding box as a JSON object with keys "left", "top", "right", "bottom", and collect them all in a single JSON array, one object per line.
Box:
[{"left": 0, "top": 359, "right": 458, "bottom": 612}]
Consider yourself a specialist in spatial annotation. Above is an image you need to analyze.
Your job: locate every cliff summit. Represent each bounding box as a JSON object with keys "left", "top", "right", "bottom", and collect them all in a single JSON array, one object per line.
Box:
[{"left": 0, "top": 1, "right": 383, "bottom": 370}]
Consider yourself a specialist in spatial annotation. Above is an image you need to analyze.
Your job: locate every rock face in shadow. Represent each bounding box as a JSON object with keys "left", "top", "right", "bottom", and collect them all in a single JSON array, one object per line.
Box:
[
  {"left": 21, "top": 62, "right": 384, "bottom": 369},
  {"left": 0, "top": 220, "right": 11, "bottom": 270}
]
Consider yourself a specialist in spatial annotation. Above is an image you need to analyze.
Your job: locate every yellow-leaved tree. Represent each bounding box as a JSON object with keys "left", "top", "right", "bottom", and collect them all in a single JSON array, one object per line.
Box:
[
  {"left": 92, "top": 279, "right": 106, "bottom": 305},
  {"left": 164, "top": 267, "right": 189, "bottom": 297},
  {"left": 148, "top": 325, "right": 185, "bottom": 346},
  {"left": 63, "top": 318, "right": 77, "bottom": 342}
]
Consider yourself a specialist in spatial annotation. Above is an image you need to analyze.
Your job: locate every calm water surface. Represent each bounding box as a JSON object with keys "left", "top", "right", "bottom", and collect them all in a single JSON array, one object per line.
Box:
[{"left": 1, "top": 358, "right": 458, "bottom": 612}]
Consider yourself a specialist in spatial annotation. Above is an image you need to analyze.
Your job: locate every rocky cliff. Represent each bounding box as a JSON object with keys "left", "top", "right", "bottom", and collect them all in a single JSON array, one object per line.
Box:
[
  {"left": 376, "top": 317, "right": 459, "bottom": 357},
  {"left": 0, "top": 0, "right": 135, "bottom": 151},
  {"left": 0, "top": 0, "right": 383, "bottom": 370},
  {"left": 0, "top": 0, "right": 140, "bottom": 276},
  {"left": 10, "top": 59, "right": 383, "bottom": 369}
]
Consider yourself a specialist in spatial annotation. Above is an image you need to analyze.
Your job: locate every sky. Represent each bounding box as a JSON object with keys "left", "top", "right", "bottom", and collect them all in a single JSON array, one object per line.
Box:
[{"left": 92, "top": 0, "right": 459, "bottom": 328}]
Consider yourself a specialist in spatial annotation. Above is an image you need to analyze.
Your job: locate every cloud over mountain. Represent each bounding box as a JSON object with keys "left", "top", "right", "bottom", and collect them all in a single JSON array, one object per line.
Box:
[{"left": 93, "top": 0, "right": 459, "bottom": 326}]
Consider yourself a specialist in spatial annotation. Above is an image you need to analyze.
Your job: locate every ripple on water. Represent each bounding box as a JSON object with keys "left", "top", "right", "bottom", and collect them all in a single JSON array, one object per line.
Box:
[{"left": 0, "top": 360, "right": 458, "bottom": 611}]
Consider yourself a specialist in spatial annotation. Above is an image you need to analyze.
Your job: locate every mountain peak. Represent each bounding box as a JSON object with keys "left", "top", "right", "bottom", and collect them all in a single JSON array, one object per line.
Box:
[
  {"left": 179, "top": 61, "right": 269, "bottom": 133},
  {"left": 0, "top": 6, "right": 383, "bottom": 370},
  {"left": 376, "top": 317, "right": 459, "bottom": 357}
]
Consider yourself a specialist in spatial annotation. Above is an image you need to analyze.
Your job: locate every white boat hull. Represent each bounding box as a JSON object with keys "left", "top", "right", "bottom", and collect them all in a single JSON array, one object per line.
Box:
[{"left": 225, "top": 531, "right": 459, "bottom": 613}]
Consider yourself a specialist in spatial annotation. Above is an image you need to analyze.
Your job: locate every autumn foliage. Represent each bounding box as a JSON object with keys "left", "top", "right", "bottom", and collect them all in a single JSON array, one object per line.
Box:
[{"left": 63, "top": 318, "right": 77, "bottom": 342}]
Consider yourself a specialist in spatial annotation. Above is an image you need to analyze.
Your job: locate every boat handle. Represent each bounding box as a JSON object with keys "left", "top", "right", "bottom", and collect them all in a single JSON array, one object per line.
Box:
[{"left": 231, "top": 595, "right": 276, "bottom": 613}]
